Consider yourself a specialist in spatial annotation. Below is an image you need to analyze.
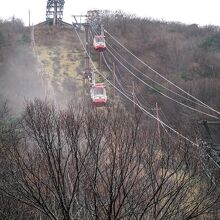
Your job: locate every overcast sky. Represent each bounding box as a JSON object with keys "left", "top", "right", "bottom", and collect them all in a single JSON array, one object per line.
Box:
[{"left": 0, "top": 0, "right": 219, "bottom": 27}]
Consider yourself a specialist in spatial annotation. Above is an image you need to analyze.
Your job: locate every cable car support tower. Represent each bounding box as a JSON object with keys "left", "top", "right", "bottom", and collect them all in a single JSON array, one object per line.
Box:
[{"left": 46, "top": 0, "right": 65, "bottom": 25}]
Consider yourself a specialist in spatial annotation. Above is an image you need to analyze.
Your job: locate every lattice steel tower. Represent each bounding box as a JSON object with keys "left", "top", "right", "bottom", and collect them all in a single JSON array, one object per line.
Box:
[{"left": 46, "top": 0, "right": 65, "bottom": 25}]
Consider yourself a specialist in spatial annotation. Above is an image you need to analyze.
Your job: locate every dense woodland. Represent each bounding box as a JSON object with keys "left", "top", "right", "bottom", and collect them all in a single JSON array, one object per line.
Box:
[{"left": 0, "top": 15, "right": 220, "bottom": 219}]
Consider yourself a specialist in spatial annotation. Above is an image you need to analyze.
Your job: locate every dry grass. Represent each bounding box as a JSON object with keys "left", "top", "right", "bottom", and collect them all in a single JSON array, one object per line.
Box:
[{"left": 34, "top": 25, "right": 84, "bottom": 105}]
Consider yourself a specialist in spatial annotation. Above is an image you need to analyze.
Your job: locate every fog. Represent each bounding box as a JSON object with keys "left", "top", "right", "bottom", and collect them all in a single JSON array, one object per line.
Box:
[
  {"left": 0, "top": 44, "right": 46, "bottom": 113},
  {"left": 0, "top": 20, "right": 85, "bottom": 114}
]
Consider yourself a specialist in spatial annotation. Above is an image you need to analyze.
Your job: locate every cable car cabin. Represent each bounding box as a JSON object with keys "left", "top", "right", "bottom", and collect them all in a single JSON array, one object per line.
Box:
[
  {"left": 90, "top": 83, "right": 107, "bottom": 106},
  {"left": 93, "top": 35, "right": 106, "bottom": 52}
]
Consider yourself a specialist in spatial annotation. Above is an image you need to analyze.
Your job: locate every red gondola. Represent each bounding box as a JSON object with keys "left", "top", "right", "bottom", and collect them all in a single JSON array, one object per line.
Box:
[
  {"left": 90, "top": 83, "right": 107, "bottom": 105},
  {"left": 93, "top": 35, "right": 106, "bottom": 52}
]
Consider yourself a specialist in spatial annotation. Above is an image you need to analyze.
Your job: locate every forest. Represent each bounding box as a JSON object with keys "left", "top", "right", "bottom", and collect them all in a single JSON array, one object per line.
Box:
[{"left": 0, "top": 14, "right": 219, "bottom": 219}]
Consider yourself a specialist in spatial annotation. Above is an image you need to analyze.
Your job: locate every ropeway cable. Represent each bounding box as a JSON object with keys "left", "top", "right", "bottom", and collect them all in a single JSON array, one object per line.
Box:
[
  {"left": 74, "top": 26, "right": 220, "bottom": 170},
  {"left": 106, "top": 42, "right": 214, "bottom": 110},
  {"left": 93, "top": 25, "right": 220, "bottom": 173},
  {"left": 102, "top": 54, "right": 133, "bottom": 98},
  {"left": 106, "top": 47, "right": 219, "bottom": 119},
  {"left": 91, "top": 24, "right": 220, "bottom": 117},
  {"left": 77, "top": 24, "right": 219, "bottom": 186},
  {"left": 104, "top": 29, "right": 220, "bottom": 116},
  {"left": 90, "top": 24, "right": 218, "bottom": 118}
]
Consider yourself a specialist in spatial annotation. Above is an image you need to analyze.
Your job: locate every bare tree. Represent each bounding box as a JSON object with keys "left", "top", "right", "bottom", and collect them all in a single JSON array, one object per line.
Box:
[
  {"left": 1, "top": 100, "right": 90, "bottom": 219},
  {"left": 80, "top": 108, "right": 219, "bottom": 219},
  {"left": 0, "top": 100, "right": 219, "bottom": 219}
]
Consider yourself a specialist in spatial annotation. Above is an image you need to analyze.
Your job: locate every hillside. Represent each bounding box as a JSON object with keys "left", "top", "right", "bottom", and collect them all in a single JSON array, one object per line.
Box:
[
  {"left": 0, "top": 19, "right": 85, "bottom": 112},
  {"left": 1, "top": 15, "right": 220, "bottom": 120},
  {"left": 88, "top": 11, "right": 220, "bottom": 135},
  {"left": 0, "top": 15, "right": 220, "bottom": 219},
  {"left": 33, "top": 25, "right": 84, "bottom": 107}
]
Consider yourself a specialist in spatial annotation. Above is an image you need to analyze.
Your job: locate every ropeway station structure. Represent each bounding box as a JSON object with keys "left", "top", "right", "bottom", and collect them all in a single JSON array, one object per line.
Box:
[{"left": 46, "top": 0, "right": 65, "bottom": 25}]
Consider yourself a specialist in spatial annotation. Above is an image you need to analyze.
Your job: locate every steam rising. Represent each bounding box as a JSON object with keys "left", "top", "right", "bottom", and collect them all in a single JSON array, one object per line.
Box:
[{"left": 0, "top": 45, "right": 45, "bottom": 113}]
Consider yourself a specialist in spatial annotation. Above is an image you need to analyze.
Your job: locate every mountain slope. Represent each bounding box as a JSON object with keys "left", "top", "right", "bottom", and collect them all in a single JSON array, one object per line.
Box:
[{"left": 33, "top": 25, "right": 84, "bottom": 107}]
